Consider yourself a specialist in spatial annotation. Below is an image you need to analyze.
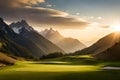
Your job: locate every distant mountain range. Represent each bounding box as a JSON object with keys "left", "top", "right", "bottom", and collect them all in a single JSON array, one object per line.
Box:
[
  {"left": 1, "top": 17, "right": 120, "bottom": 61},
  {"left": 40, "top": 28, "right": 86, "bottom": 53},
  {"left": 75, "top": 32, "right": 120, "bottom": 60},
  {"left": 0, "top": 17, "right": 64, "bottom": 59}
]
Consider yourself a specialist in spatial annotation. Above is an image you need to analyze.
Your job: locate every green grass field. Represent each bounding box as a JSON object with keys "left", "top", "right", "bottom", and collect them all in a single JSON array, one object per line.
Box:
[{"left": 0, "top": 55, "right": 120, "bottom": 80}]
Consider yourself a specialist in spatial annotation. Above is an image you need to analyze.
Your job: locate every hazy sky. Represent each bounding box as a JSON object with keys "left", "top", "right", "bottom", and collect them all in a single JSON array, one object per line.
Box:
[{"left": 0, "top": 0, "right": 120, "bottom": 46}]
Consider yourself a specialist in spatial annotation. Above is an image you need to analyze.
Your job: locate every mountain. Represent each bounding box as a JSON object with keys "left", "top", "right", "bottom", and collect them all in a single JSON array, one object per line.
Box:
[
  {"left": 40, "top": 28, "right": 86, "bottom": 53},
  {"left": 94, "top": 32, "right": 120, "bottom": 61},
  {"left": 0, "top": 17, "right": 64, "bottom": 59},
  {"left": 0, "top": 18, "right": 43, "bottom": 59},
  {"left": 10, "top": 20, "right": 64, "bottom": 55},
  {"left": 74, "top": 32, "right": 120, "bottom": 55},
  {"left": 94, "top": 42, "right": 120, "bottom": 61}
]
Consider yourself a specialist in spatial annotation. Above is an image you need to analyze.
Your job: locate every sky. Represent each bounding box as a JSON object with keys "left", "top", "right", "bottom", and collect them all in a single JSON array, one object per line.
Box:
[{"left": 0, "top": 0, "right": 120, "bottom": 46}]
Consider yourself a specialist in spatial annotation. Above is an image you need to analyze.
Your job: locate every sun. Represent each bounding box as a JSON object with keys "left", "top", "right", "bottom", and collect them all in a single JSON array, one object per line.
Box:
[{"left": 112, "top": 26, "right": 120, "bottom": 32}]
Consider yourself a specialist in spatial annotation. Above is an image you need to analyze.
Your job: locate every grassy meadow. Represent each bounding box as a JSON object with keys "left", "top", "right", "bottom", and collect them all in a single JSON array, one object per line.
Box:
[{"left": 0, "top": 55, "right": 120, "bottom": 80}]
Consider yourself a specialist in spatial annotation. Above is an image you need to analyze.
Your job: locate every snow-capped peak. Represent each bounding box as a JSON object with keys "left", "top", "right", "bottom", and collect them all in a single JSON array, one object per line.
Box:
[{"left": 10, "top": 20, "right": 33, "bottom": 34}]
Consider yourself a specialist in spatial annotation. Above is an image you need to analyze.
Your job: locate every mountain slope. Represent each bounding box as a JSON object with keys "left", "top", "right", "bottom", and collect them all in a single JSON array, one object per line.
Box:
[
  {"left": 0, "top": 18, "right": 44, "bottom": 59},
  {"left": 74, "top": 32, "right": 120, "bottom": 55},
  {"left": 94, "top": 42, "right": 120, "bottom": 61},
  {"left": 10, "top": 20, "right": 64, "bottom": 55},
  {"left": 0, "top": 52, "right": 16, "bottom": 66},
  {"left": 40, "top": 28, "right": 86, "bottom": 53},
  {"left": 94, "top": 32, "right": 120, "bottom": 61}
]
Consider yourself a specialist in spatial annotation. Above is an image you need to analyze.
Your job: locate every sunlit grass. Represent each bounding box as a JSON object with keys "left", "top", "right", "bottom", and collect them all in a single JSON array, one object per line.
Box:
[
  {"left": 3, "top": 61, "right": 99, "bottom": 72},
  {"left": 0, "top": 55, "right": 120, "bottom": 80}
]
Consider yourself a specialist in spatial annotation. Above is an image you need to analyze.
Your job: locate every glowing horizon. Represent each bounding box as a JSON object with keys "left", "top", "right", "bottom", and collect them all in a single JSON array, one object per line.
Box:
[{"left": 1, "top": 0, "right": 120, "bottom": 46}]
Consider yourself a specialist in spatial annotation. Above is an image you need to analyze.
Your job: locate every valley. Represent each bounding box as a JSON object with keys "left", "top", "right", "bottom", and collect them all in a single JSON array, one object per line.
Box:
[
  {"left": 0, "top": 55, "right": 120, "bottom": 80},
  {"left": 0, "top": 0, "right": 120, "bottom": 79}
]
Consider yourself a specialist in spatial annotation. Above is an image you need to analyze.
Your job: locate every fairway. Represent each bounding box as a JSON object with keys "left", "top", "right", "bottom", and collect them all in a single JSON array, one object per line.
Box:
[
  {"left": 0, "top": 56, "right": 120, "bottom": 80},
  {"left": 8, "top": 62, "right": 99, "bottom": 72}
]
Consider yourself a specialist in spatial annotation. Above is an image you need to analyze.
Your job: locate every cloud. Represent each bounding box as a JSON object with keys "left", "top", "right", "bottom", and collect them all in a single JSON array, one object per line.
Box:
[
  {"left": 100, "top": 25, "right": 110, "bottom": 28},
  {"left": 46, "top": 4, "right": 53, "bottom": 7},
  {"left": 0, "top": 0, "right": 45, "bottom": 8},
  {"left": 0, "top": 0, "right": 89, "bottom": 29},
  {"left": 75, "top": 13, "right": 80, "bottom": 16},
  {"left": 97, "top": 17, "right": 103, "bottom": 20}
]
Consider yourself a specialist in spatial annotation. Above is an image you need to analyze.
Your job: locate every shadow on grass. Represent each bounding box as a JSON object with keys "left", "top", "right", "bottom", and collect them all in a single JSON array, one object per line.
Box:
[
  {"left": 0, "top": 70, "right": 120, "bottom": 80},
  {"left": 38, "top": 56, "right": 120, "bottom": 66},
  {"left": 33, "top": 56, "right": 100, "bottom": 65},
  {"left": 32, "top": 62, "right": 71, "bottom": 65},
  {"left": 31, "top": 60, "right": 99, "bottom": 65}
]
